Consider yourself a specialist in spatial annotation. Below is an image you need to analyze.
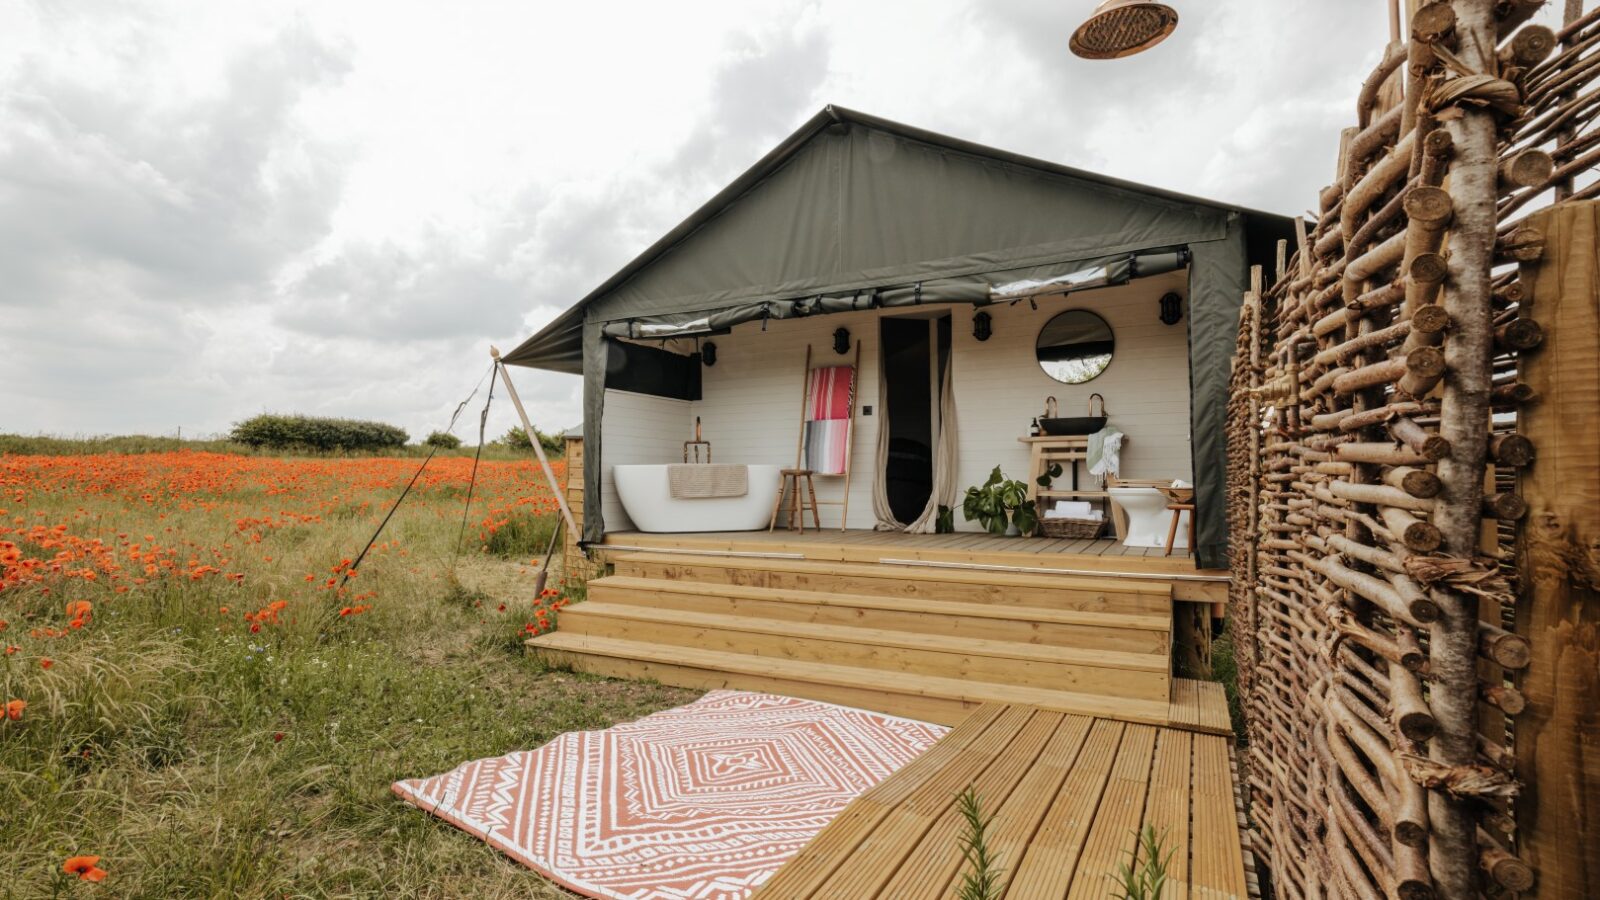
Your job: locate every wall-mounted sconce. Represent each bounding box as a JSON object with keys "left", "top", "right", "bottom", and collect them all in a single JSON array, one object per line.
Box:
[
  {"left": 700, "top": 341, "right": 717, "bottom": 367},
  {"left": 1159, "top": 292, "right": 1183, "bottom": 326},
  {"left": 973, "top": 311, "right": 993, "bottom": 342},
  {"left": 832, "top": 327, "right": 851, "bottom": 355}
]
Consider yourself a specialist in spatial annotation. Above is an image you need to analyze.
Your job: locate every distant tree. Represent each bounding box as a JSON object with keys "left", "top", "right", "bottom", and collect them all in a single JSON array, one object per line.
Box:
[
  {"left": 230, "top": 414, "right": 408, "bottom": 452},
  {"left": 424, "top": 431, "right": 462, "bottom": 449},
  {"left": 497, "top": 426, "right": 564, "bottom": 455}
]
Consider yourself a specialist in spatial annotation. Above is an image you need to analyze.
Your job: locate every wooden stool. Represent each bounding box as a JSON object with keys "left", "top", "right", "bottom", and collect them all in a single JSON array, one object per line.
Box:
[
  {"left": 1164, "top": 502, "right": 1196, "bottom": 557},
  {"left": 769, "top": 468, "right": 821, "bottom": 533}
]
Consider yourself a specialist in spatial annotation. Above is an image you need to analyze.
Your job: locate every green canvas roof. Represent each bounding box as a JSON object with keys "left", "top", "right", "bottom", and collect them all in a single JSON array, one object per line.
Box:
[{"left": 504, "top": 105, "right": 1290, "bottom": 374}]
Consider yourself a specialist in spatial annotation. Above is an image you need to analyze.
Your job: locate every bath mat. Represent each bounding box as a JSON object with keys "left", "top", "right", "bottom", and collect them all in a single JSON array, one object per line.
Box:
[
  {"left": 667, "top": 463, "right": 748, "bottom": 499},
  {"left": 393, "top": 690, "right": 948, "bottom": 900}
]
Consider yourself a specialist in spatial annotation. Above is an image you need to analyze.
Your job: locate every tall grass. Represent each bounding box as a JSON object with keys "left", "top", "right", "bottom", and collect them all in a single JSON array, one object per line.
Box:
[{"left": 0, "top": 452, "right": 685, "bottom": 897}]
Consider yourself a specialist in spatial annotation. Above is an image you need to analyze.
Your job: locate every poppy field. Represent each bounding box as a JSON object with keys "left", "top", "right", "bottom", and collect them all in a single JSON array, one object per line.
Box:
[{"left": 0, "top": 449, "right": 694, "bottom": 897}]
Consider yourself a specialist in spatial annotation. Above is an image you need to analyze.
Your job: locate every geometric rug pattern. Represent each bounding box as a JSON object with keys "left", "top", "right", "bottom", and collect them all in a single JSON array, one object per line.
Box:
[{"left": 393, "top": 690, "right": 949, "bottom": 899}]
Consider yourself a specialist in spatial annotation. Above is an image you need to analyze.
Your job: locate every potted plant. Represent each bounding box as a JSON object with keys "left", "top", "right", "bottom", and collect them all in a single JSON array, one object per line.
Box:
[{"left": 962, "top": 466, "right": 1039, "bottom": 536}]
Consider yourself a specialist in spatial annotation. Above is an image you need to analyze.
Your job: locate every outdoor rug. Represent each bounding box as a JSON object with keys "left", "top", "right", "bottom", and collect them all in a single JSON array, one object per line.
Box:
[{"left": 393, "top": 690, "right": 949, "bottom": 899}]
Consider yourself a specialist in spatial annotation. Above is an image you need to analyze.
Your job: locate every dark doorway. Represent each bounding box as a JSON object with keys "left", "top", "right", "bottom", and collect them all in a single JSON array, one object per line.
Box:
[{"left": 880, "top": 315, "right": 951, "bottom": 523}]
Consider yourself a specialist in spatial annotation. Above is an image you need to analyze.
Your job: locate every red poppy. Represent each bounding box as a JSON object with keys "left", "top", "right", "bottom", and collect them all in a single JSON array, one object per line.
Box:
[
  {"left": 39, "top": 658, "right": 53, "bottom": 670},
  {"left": 4, "top": 699, "right": 25, "bottom": 721},
  {"left": 63, "top": 855, "right": 108, "bottom": 882}
]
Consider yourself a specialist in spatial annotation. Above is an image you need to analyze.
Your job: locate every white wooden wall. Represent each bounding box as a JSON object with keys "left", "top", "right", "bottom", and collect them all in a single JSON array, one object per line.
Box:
[
  {"left": 689, "top": 307, "right": 885, "bottom": 529},
  {"left": 598, "top": 389, "right": 693, "bottom": 531},
  {"left": 952, "top": 268, "right": 1195, "bottom": 530},
  {"left": 597, "top": 268, "right": 1194, "bottom": 533}
]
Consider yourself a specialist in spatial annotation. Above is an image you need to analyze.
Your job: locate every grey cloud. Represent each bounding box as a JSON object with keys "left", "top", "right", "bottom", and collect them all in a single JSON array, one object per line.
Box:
[
  {"left": 666, "top": 13, "right": 831, "bottom": 178},
  {"left": 0, "top": 20, "right": 351, "bottom": 309},
  {"left": 272, "top": 12, "right": 834, "bottom": 348}
]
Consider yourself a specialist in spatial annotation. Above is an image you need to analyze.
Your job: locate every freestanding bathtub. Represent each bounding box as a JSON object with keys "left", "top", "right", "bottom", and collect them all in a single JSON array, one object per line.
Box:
[{"left": 612, "top": 464, "right": 782, "bottom": 533}]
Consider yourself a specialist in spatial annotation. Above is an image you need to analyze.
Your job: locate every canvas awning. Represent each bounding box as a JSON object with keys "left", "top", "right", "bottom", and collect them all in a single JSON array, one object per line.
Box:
[{"left": 504, "top": 106, "right": 1294, "bottom": 568}]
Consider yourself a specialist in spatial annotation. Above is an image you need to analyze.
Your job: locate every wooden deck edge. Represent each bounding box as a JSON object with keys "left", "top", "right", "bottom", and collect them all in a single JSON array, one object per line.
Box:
[
  {"left": 590, "top": 574, "right": 1173, "bottom": 631},
  {"left": 1231, "top": 743, "right": 1262, "bottom": 900},
  {"left": 596, "top": 533, "right": 1230, "bottom": 604},
  {"left": 563, "top": 601, "right": 1171, "bottom": 673},
  {"left": 603, "top": 549, "right": 1179, "bottom": 596}
]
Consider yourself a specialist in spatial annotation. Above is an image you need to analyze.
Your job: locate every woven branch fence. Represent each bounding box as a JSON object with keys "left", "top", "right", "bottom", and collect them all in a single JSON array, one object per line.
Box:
[{"left": 1228, "top": 2, "right": 1600, "bottom": 897}]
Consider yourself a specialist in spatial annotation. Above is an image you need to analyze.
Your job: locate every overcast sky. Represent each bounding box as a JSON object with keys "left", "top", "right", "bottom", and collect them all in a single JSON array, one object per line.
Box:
[{"left": 2, "top": 1, "right": 1532, "bottom": 442}]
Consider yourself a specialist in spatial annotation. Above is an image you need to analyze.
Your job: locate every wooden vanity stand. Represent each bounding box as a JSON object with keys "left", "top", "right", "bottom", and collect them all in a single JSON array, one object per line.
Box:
[{"left": 1019, "top": 435, "right": 1117, "bottom": 514}]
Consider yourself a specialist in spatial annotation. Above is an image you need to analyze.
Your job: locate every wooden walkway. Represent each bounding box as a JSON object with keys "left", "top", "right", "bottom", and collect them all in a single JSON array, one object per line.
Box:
[{"left": 754, "top": 703, "right": 1251, "bottom": 900}]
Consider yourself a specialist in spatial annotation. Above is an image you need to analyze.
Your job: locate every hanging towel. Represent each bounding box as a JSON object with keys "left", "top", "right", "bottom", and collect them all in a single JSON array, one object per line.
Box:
[
  {"left": 804, "top": 420, "right": 850, "bottom": 475},
  {"left": 668, "top": 464, "right": 748, "bottom": 499},
  {"left": 806, "top": 366, "right": 855, "bottom": 421},
  {"left": 1088, "top": 427, "right": 1123, "bottom": 481}
]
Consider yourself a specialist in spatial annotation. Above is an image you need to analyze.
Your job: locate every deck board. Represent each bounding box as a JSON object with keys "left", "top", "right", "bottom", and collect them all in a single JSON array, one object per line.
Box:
[
  {"left": 754, "top": 704, "right": 1249, "bottom": 899},
  {"left": 601, "top": 528, "right": 1227, "bottom": 605}
]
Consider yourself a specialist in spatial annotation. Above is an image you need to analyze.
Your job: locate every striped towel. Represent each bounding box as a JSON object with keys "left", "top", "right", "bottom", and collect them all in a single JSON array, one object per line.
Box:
[
  {"left": 804, "top": 420, "right": 850, "bottom": 475},
  {"left": 806, "top": 366, "right": 855, "bottom": 421}
]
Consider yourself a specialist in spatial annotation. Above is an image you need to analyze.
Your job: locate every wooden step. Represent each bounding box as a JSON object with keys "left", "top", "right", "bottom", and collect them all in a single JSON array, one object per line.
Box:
[
  {"left": 558, "top": 602, "right": 1170, "bottom": 700},
  {"left": 587, "top": 576, "right": 1171, "bottom": 655},
  {"left": 608, "top": 551, "right": 1172, "bottom": 615},
  {"left": 529, "top": 632, "right": 1178, "bottom": 728}
]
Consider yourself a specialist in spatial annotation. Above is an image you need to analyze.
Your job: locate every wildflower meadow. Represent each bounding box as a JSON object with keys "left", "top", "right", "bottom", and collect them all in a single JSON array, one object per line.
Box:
[{"left": 0, "top": 448, "right": 693, "bottom": 897}]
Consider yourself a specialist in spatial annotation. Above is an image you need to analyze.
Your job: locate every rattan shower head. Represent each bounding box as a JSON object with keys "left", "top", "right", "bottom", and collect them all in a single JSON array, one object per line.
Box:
[{"left": 1069, "top": 1, "right": 1179, "bottom": 60}]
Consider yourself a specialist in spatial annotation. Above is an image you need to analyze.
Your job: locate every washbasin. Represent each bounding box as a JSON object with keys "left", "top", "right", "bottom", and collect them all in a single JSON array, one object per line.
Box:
[{"left": 1039, "top": 416, "right": 1107, "bottom": 436}]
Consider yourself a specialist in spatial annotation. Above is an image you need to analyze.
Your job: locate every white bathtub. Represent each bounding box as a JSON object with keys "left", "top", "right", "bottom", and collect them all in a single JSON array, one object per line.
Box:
[{"left": 612, "top": 464, "right": 782, "bottom": 533}]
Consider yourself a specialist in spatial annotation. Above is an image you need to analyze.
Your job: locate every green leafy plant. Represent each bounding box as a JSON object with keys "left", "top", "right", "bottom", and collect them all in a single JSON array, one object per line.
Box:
[
  {"left": 956, "top": 785, "right": 1004, "bottom": 900},
  {"left": 424, "top": 430, "right": 462, "bottom": 449},
  {"left": 962, "top": 466, "right": 1039, "bottom": 535},
  {"left": 936, "top": 505, "right": 955, "bottom": 534},
  {"left": 1113, "top": 825, "right": 1173, "bottom": 900}
]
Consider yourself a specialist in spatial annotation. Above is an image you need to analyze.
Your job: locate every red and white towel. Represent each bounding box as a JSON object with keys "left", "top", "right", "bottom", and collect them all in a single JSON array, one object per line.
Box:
[{"left": 803, "top": 365, "right": 855, "bottom": 474}]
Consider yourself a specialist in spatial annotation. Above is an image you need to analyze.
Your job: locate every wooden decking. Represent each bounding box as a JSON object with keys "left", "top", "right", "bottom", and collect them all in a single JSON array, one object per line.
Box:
[
  {"left": 602, "top": 527, "right": 1227, "bottom": 605},
  {"left": 605, "top": 526, "right": 1195, "bottom": 559},
  {"left": 754, "top": 703, "right": 1251, "bottom": 900}
]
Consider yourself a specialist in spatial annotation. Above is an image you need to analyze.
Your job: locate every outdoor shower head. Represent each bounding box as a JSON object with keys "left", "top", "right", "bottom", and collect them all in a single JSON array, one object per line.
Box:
[{"left": 1069, "top": 1, "right": 1179, "bottom": 60}]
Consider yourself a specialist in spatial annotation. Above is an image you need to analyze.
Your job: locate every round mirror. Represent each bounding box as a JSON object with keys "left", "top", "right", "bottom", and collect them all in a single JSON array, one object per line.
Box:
[{"left": 1036, "top": 310, "right": 1114, "bottom": 384}]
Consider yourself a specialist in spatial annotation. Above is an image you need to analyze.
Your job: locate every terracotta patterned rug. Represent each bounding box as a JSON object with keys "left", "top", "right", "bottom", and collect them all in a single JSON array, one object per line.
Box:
[{"left": 393, "top": 690, "right": 949, "bottom": 899}]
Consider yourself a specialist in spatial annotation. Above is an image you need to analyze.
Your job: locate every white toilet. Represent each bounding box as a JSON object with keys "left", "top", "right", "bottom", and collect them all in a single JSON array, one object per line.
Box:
[{"left": 1107, "top": 486, "right": 1188, "bottom": 550}]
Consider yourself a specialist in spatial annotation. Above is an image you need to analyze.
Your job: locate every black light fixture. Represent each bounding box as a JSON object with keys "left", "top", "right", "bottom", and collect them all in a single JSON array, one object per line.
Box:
[
  {"left": 833, "top": 327, "right": 851, "bottom": 355},
  {"left": 700, "top": 341, "right": 717, "bottom": 367},
  {"left": 1159, "top": 292, "right": 1184, "bottom": 326},
  {"left": 973, "top": 310, "right": 993, "bottom": 342}
]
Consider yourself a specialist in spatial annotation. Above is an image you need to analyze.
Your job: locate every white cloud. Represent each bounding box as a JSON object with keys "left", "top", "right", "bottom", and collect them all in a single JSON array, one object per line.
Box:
[{"left": 5, "top": 0, "right": 1562, "bottom": 442}]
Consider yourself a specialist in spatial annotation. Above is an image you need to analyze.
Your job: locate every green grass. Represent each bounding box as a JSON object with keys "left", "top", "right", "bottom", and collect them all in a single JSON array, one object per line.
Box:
[
  {"left": 1210, "top": 618, "right": 1245, "bottom": 742},
  {"left": 0, "top": 452, "right": 688, "bottom": 897}
]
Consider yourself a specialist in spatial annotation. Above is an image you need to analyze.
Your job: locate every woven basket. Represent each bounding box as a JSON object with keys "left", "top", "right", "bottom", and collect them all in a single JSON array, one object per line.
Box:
[{"left": 1038, "top": 516, "right": 1105, "bottom": 539}]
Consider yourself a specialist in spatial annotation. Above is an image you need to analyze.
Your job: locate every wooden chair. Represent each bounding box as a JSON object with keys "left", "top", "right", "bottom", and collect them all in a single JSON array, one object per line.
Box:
[
  {"left": 768, "top": 468, "right": 821, "bottom": 533},
  {"left": 772, "top": 342, "right": 859, "bottom": 531}
]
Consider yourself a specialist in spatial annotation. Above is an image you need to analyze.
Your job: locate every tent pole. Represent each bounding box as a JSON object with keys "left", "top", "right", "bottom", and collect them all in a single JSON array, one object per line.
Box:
[{"left": 489, "top": 346, "right": 579, "bottom": 538}]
